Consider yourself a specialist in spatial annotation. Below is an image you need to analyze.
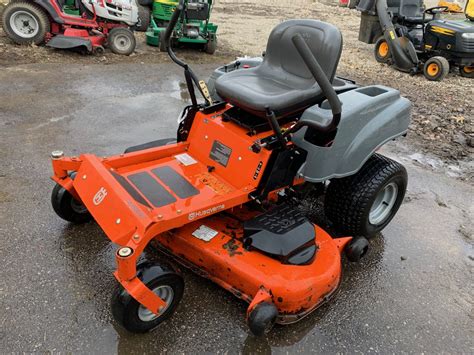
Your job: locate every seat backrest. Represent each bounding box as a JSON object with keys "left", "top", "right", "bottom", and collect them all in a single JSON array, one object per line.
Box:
[
  {"left": 398, "top": 0, "right": 424, "bottom": 18},
  {"left": 260, "top": 20, "right": 342, "bottom": 86}
]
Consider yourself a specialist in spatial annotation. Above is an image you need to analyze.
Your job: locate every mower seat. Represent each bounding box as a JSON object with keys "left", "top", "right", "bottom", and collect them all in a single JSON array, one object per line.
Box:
[
  {"left": 397, "top": 0, "right": 429, "bottom": 24},
  {"left": 215, "top": 20, "right": 342, "bottom": 118}
]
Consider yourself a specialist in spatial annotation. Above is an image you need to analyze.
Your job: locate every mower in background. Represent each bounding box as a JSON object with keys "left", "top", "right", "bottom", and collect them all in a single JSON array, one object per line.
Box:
[
  {"left": 357, "top": 0, "right": 474, "bottom": 79},
  {"left": 1, "top": 0, "right": 149, "bottom": 55},
  {"left": 142, "top": 0, "right": 217, "bottom": 53}
]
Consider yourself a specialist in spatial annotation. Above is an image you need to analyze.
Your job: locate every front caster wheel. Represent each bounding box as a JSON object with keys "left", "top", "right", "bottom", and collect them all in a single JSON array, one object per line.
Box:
[
  {"left": 51, "top": 182, "right": 92, "bottom": 224},
  {"left": 345, "top": 237, "right": 369, "bottom": 262},
  {"left": 248, "top": 302, "right": 278, "bottom": 336},
  {"left": 111, "top": 264, "right": 184, "bottom": 333}
]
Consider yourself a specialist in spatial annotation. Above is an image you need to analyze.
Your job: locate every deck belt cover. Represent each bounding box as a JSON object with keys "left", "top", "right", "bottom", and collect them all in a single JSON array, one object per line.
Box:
[
  {"left": 111, "top": 171, "right": 151, "bottom": 208},
  {"left": 127, "top": 172, "right": 177, "bottom": 208},
  {"left": 152, "top": 166, "right": 199, "bottom": 199}
]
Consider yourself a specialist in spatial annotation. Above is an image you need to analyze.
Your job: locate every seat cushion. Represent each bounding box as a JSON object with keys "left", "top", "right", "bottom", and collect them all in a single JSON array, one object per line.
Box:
[
  {"left": 215, "top": 68, "right": 324, "bottom": 118},
  {"left": 215, "top": 19, "right": 342, "bottom": 118}
]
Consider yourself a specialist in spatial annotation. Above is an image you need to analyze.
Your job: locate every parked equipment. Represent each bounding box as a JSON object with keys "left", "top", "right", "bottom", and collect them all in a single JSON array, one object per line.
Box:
[
  {"left": 467, "top": 0, "right": 474, "bottom": 20},
  {"left": 50, "top": 0, "right": 411, "bottom": 335},
  {"left": 143, "top": 0, "right": 217, "bottom": 53},
  {"left": 1, "top": 0, "right": 147, "bottom": 54},
  {"left": 357, "top": 0, "right": 474, "bottom": 79}
]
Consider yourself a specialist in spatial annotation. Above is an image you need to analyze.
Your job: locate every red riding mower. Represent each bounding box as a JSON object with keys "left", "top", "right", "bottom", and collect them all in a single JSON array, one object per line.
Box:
[
  {"left": 1, "top": 0, "right": 147, "bottom": 54},
  {"left": 50, "top": 0, "right": 411, "bottom": 335}
]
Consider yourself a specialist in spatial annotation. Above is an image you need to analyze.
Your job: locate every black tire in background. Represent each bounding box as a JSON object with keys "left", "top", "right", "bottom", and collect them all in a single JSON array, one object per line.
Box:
[
  {"left": 135, "top": 4, "right": 151, "bottom": 32},
  {"left": 459, "top": 65, "right": 474, "bottom": 78},
  {"left": 159, "top": 30, "right": 167, "bottom": 52},
  {"left": 1, "top": 1, "right": 50, "bottom": 45},
  {"left": 205, "top": 37, "right": 217, "bottom": 54},
  {"left": 324, "top": 154, "right": 407, "bottom": 237},
  {"left": 108, "top": 27, "right": 136, "bottom": 55}
]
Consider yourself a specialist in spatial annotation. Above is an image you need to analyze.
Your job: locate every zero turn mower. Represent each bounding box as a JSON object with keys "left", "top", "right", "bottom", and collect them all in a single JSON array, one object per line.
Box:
[{"left": 50, "top": 0, "right": 411, "bottom": 335}]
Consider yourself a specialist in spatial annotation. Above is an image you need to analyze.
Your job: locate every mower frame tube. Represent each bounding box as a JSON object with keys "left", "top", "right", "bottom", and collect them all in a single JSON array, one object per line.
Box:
[
  {"left": 50, "top": 147, "right": 197, "bottom": 317},
  {"left": 290, "top": 33, "right": 342, "bottom": 133},
  {"left": 163, "top": 0, "right": 210, "bottom": 106},
  {"left": 375, "top": 0, "right": 418, "bottom": 71}
]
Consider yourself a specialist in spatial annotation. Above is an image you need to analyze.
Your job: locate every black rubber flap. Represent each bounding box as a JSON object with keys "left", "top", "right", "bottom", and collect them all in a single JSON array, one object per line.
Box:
[
  {"left": 152, "top": 166, "right": 199, "bottom": 199},
  {"left": 128, "top": 172, "right": 176, "bottom": 208},
  {"left": 46, "top": 35, "right": 93, "bottom": 51}
]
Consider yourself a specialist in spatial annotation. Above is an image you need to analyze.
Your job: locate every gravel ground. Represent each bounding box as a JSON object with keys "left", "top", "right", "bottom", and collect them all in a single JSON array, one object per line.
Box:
[{"left": 0, "top": 0, "right": 473, "bottom": 178}]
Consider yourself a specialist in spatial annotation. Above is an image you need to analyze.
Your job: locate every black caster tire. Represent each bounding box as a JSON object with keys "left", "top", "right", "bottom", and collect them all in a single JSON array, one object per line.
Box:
[
  {"left": 135, "top": 4, "right": 150, "bottom": 32},
  {"left": 345, "top": 237, "right": 369, "bottom": 262},
  {"left": 1, "top": 1, "right": 50, "bottom": 45},
  {"left": 51, "top": 180, "right": 92, "bottom": 224},
  {"left": 423, "top": 56, "right": 449, "bottom": 81},
  {"left": 374, "top": 37, "right": 390, "bottom": 64},
  {"left": 205, "top": 37, "right": 217, "bottom": 55},
  {"left": 325, "top": 154, "right": 407, "bottom": 237},
  {"left": 459, "top": 66, "right": 474, "bottom": 78},
  {"left": 248, "top": 302, "right": 278, "bottom": 336},
  {"left": 108, "top": 27, "right": 136, "bottom": 56},
  {"left": 111, "top": 265, "right": 184, "bottom": 333}
]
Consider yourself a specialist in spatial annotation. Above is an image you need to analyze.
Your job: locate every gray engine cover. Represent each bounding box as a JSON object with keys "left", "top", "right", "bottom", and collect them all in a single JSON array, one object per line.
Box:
[{"left": 293, "top": 85, "right": 411, "bottom": 182}]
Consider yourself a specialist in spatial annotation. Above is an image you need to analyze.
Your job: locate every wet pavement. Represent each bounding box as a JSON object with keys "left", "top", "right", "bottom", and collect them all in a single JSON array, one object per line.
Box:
[{"left": 0, "top": 63, "right": 473, "bottom": 353}]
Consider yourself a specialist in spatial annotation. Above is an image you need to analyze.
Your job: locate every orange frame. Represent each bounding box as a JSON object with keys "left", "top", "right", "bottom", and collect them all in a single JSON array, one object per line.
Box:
[{"left": 51, "top": 105, "right": 351, "bottom": 319}]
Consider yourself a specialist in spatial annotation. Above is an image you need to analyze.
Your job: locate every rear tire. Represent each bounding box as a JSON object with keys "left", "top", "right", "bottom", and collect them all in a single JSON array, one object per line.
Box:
[
  {"left": 324, "top": 154, "right": 407, "bottom": 237},
  {"left": 423, "top": 56, "right": 449, "bottom": 81},
  {"left": 374, "top": 37, "right": 390, "bottom": 64},
  {"left": 1, "top": 1, "right": 50, "bottom": 45},
  {"left": 459, "top": 65, "right": 474, "bottom": 78},
  {"left": 108, "top": 27, "right": 136, "bottom": 55}
]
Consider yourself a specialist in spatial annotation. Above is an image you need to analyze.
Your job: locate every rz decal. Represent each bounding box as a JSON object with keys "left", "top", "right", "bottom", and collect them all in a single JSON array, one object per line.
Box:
[{"left": 93, "top": 187, "right": 107, "bottom": 206}]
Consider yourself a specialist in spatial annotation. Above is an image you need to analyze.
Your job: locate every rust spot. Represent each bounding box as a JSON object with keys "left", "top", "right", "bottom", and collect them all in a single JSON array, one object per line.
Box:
[{"left": 223, "top": 239, "right": 243, "bottom": 257}]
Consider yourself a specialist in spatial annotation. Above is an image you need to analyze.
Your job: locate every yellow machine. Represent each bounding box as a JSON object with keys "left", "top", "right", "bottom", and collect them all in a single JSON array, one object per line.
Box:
[
  {"left": 437, "top": 0, "right": 463, "bottom": 13},
  {"left": 466, "top": 0, "right": 474, "bottom": 20}
]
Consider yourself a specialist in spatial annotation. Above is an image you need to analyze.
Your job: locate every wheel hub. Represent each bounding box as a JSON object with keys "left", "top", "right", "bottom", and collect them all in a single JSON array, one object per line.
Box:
[
  {"left": 114, "top": 34, "right": 131, "bottom": 51},
  {"left": 369, "top": 182, "right": 398, "bottom": 225},
  {"left": 137, "top": 285, "right": 174, "bottom": 322},
  {"left": 10, "top": 11, "right": 39, "bottom": 38},
  {"left": 427, "top": 63, "right": 439, "bottom": 76}
]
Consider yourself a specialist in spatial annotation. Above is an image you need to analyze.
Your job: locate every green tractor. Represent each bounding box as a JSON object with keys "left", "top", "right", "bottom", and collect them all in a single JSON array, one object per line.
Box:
[{"left": 145, "top": 0, "right": 218, "bottom": 54}]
